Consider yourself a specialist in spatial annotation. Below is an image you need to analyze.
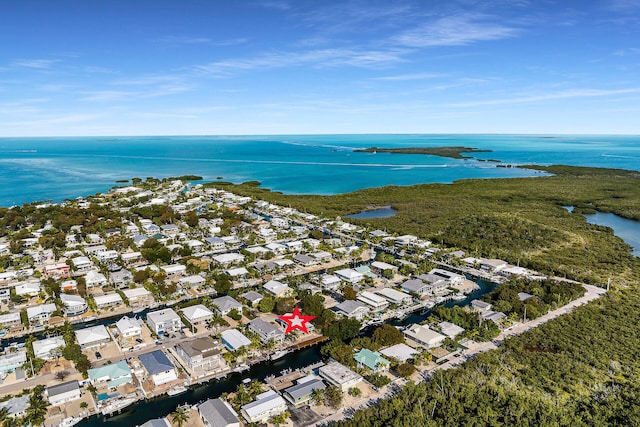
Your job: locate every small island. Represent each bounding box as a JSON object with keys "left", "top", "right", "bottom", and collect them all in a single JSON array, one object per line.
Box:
[{"left": 353, "top": 146, "right": 493, "bottom": 159}]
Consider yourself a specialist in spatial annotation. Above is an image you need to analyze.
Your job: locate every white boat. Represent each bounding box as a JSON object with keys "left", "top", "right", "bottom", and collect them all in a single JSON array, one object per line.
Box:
[
  {"left": 167, "top": 385, "right": 188, "bottom": 396},
  {"left": 233, "top": 363, "right": 250, "bottom": 373},
  {"left": 270, "top": 349, "right": 291, "bottom": 361}
]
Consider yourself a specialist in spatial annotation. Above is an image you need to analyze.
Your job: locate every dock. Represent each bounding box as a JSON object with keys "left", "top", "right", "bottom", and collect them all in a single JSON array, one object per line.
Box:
[{"left": 292, "top": 335, "right": 328, "bottom": 350}]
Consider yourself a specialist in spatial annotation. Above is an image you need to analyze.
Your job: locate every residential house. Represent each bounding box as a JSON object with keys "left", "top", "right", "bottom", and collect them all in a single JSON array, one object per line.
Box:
[
  {"left": 32, "top": 336, "right": 66, "bottom": 360},
  {"left": 320, "top": 274, "right": 341, "bottom": 291},
  {"left": 263, "top": 280, "right": 291, "bottom": 298},
  {"left": 212, "top": 253, "right": 245, "bottom": 266},
  {"left": 283, "top": 376, "right": 326, "bottom": 406},
  {"left": 403, "top": 324, "right": 446, "bottom": 349},
  {"left": 94, "top": 293, "right": 123, "bottom": 310},
  {"left": 109, "top": 269, "right": 133, "bottom": 287},
  {"left": 375, "top": 288, "right": 413, "bottom": 306},
  {"left": 146, "top": 308, "right": 183, "bottom": 335},
  {"left": 85, "top": 270, "right": 108, "bottom": 288},
  {"left": 318, "top": 361, "right": 363, "bottom": 392},
  {"left": 87, "top": 360, "right": 133, "bottom": 389},
  {"left": 138, "top": 350, "right": 178, "bottom": 386},
  {"left": 60, "top": 279, "right": 78, "bottom": 292},
  {"left": 356, "top": 291, "right": 389, "bottom": 311},
  {"left": 60, "top": 293, "right": 88, "bottom": 316},
  {"left": 400, "top": 279, "right": 432, "bottom": 297},
  {"left": 240, "top": 390, "right": 287, "bottom": 424},
  {"left": 294, "top": 254, "right": 316, "bottom": 267},
  {"left": 121, "top": 251, "right": 145, "bottom": 267},
  {"left": 198, "top": 398, "right": 241, "bottom": 427},
  {"left": 161, "top": 264, "right": 186, "bottom": 279},
  {"left": 353, "top": 349, "right": 391, "bottom": 372},
  {"left": 71, "top": 256, "right": 93, "bottom": 272},
  {"left": 122, "top": 287, "right": 154, "bottom": 307},
  {"left": 220, "top": 329, "right": 252, "bottom": 351},
  {"left": 0, "top": 313, "right": 21, "bottom": 329},
  {"left": 241, "top": 291, "right": 263, "bottom": 307},
  {"left": 14, "top": 280, "right": 41, "bottom": 297},
  {"left": 115, "top": 316, "right": 142, "bottom": 338},
  {"left": 96, "top": 250, "right": 119, "bottom": 263},
  {"left": 181, "top": 304, "right": 214, "bottom": 326},
  {"left": 205, "top": 237, "right": 226, "bottom": 251},
  {"left": 247, "top": 318, "right": 285, "bottom": 344},
  {"left": 437, "top": 321, "right": 465, "bottom": 339},
  {"left": 46, "top": 380, "right": 81, "bottom": 406},
  {"left": 335, "top": 268, "right": 364, "bottom": 283},
  {"left": 379, "top": 343, "right": 419, "bottom": 363},
  {"left": 174, "top": 337, "right": 222, "bottom": 375},
  {"left": 333, "top": 300, "right": 370, "bottom": 321},
  {"left": 370, "top": 261, "right": 398, "bottom": 276},
  {"left": 75, "top": 325, "right": 111, "bottom": 349},
  {"left": 212, "top": 296, "right": 243, "bottom": 316},
  {"left": 0, "top": 351, "right": 26, "bottom": 375},
  {"left": 471, "top": 300, "right": 492, "bottom": 312},
  {"left": 27, "top": 303, "right": 57, "bottom": 326},
  {"left": 179, "top": 275, "right": 206, "bottom": 289},
  {"left": 44, "top": 263, "right": 71, "bottom": 278}
]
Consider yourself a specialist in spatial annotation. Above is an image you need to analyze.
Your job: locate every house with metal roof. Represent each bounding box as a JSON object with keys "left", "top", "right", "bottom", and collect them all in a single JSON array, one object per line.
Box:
[
  {"left": 146, "top": 308, "right": 182, "bottom": 335},
  {"left": 247, "top": 318, "right": 285, "bottom": 344},
  {"left": 88, "top": 360, "right": 133, "bottom": 389},
  {"left": 32, "top": 336, "right": 66, "bottom": 360},
  {"left": 353, "top": 349, "right": 391, "bottom": 372},
  {"left": 0, "top": 351, "right": 26, "bottom": 375},
  {"left": 240, "top": 390, "right": 287, "bottom": 423},
  {"left": 26, "top": 303, "right": 57, "bottom": 326},
  {"left": 138, "top": 418, "right": 171, "bottom": 427},
  {"left": 263, "top": 280, "right": 291, "bottom": 298},
  {"left": 181, "top": 304, "right": 214, "bottom": 325},
  {"left": 116, "top": 316, "right": 142, "bottom": 338},
  {"left": 403, "top": 324, "right": 446, "bottom": 349},
  {"left": 283, "top": 376, "right": 326, "bottom": 406},
  {"left": 46, "top": 380, "right": 81, "bottom": 406},
  {"left": 333, "top": 300, "right": 370, "bottom": 320},
  {"left": 220, "top": 329, "right": 252, "bottom": 351},
  {"left": 138, "top": 350, "right": 178, "bottom": 386},
  {"left": 60, "top": 293, "right": 88, "bottom": 316},
  {"left": 212, "top": 296, "right": 243, "bottom": 316},
  {"left": 75, "top": 325, "right": 111, "bottom": 349},
  {"left": 94, "top": 292, "right": 123, "bottom": 310},
  {"left": 198, "top": 398, "right": 241, "bottom": 427}
]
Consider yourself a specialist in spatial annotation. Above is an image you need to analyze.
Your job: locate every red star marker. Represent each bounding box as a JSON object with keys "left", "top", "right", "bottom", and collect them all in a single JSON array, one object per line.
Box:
[{"left": 278, "top": 306, "right": 316, "bottom": 335}]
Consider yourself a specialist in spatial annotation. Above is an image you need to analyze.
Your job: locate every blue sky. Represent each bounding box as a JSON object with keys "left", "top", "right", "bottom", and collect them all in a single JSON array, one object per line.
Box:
[{"left": 1, "top": 0, "right": 640, "bottom": 136}]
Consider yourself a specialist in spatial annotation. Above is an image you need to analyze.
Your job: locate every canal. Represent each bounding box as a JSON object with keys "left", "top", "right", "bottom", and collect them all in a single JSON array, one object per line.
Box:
[{"left": 78, "top": 278, "right": 496, "bottom": 426}]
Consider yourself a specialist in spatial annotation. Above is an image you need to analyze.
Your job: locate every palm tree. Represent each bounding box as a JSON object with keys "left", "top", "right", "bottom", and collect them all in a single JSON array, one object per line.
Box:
[{"left": 170, "top": 407, "right": 189, "bottom": 427}]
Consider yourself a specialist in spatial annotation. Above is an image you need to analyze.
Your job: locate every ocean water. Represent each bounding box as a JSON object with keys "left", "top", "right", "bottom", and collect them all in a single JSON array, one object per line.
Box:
[{"left": 0, "top": 134, "right": 639, "bottom": 207}]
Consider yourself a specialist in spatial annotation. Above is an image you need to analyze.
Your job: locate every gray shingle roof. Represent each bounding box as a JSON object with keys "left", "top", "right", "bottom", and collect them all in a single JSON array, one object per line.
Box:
[
  {"left": 198, "top": 398, "right": 240, "bottom": 426},
  {"left": 138, "top": 350, "right": 174, "bottom": 376}
]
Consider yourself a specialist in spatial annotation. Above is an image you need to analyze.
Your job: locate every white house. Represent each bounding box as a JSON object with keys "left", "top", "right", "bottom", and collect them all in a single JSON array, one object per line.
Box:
[
  {"left": 147, "top": 308, "right": 183, "bottom": 335},
  {"left": 198, "top": 398, "right": 240, "bottom": 427},
  {"left": 116, "top": 316, "right": 142, "bottom": 338},
  {"left": 161, "top": 264, "right": 187, "bottom": 278},
  {"left": 181, "top": 304, "right": 214, "bottom": 325},
  {"left": 212, "top": 296, "right": 243, "bottom": 316},
  {"left": 60, "top": 293, "right": 88, "bottom": 316},
  {"left": 375, "top": 288, "right": 413, "bottom": 306},
  {"left": 240, "top": 390, "right": 287, "bottom": 424},
  {"left": 138, "top": 350, "right": 178, "bottom": 386},
  {"left": 32, "top": 336, "right": 66, "bottom": 360},
  {"left": 403, "top": 324, "right": 446, "bottom": 349},
  {"left": 14, "top": 280, "right": 41, "bottom": 297},
  {"left": 75, "top": 325, "right": 112, "bottom": 349},
  {"left": 47, "top": 380, "right": 81, "bottom": 406},
  {"left": 85, "top": 270, "right": 108, "bottom": 288},
  {"left": 263, "top": 280, "right": 291, "bottom": 298},
  {"left": 220, "top": 329, "right": 252, "bottom": 351},
  {"left": 320, "top": 274, "right": 341, "bottom": 291},
  {"left": 334, "top": 268, "right": 364, "bottom": 284},
  {"left": 318, "top": 362, "right": 363, "bottom": 392},
  {"left": 122, "top": 287, "right": 154, "bottom": 307},
  {"left": 27, "top": 303, "right": 57, "bottom": 326},
  {"left": 94, "top": 293, "right": 123, "bottom": 310},
  {"left": 333, "top": 300, "right": 370, "bottom": 320},
  {"left": 247, "top": 318, "right": 285, "bottom": 344},
  {"left": 356, "top": 291, "right": 389, "bottom": 311}
]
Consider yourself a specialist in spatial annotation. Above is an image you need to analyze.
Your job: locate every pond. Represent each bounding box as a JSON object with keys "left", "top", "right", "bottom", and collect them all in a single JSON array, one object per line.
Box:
[
  {"left": 346, "top": 206, "right": 397, "bottom": 219},
  {"left": 583, "top": 211, "right": 640, "bottom": 257}
]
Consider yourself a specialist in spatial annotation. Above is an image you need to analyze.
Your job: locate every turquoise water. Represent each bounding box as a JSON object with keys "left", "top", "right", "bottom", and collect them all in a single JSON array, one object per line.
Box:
[
  {"left": 0, "top": 134, "right": 639, "bottom": 206},
  {"left": 583, "top": 212, "right": 640, "bottom": 257}
]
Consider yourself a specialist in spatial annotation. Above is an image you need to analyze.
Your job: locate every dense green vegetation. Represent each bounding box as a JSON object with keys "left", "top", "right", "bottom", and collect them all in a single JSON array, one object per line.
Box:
[
  {"left": 206, "top": 165, "right": 640, "bottom": 285},
  {"left": 334, "top": 288, "right": 640, "bottom": 426},
  {"left": 353, "top": 146, "right": 492, "bottom": 159}
]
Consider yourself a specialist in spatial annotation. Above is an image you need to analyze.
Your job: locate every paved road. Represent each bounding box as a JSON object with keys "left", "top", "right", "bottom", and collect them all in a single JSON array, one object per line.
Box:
[{"left": 0, "top": 373, "right": 56, "bottom": 396}]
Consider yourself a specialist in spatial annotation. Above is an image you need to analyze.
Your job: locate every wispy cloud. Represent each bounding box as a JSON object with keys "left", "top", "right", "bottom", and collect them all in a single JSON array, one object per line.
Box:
[
  {"left": 452, "top": 88, "right": 640, "bottom": 107},
  {"left": 395, "top": 13, "right": 519, "bottom": 47},
  {"left": 5, "top": 113, "right": 103, "bottom": 127},
  {"left": 11, "top": 59, "right": 59, "bottom": 69},
  {"left": 80, "top": 84, "right": 193, "bottom": 102},
  {"left": 302, "top": 2, "right": 414, "bottom": 34},
  {"left": 613, "top": 47, "right": 640, "bottom": 56},
  {"left": 374, "top": 72, "right": 444, "bottom": 81},
  {"left": 194, "top": 47, "right": 407, "bottom": 76},
  {"left": 607, "top": 0, "right": 640, "bottom": 11},
  {"left": 255, "top": 1, "right": 291, "bottom": 11},
  {"left": 156, "top": 36, "right": 248, "bottom": 46}
]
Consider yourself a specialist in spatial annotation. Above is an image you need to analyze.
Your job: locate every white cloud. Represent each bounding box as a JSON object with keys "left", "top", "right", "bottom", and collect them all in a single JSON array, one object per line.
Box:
[
  {"left": 451, "top": 88, "right": 640, "bottom": 107},
  {"left": 395, "top": 13, "right": 519, "bottom": 47},
  {"left": 156, "top": 36, "right": 248, "bottom": 46},
  {"left": 374, "top": 72, "right": 444, "bottom": 81},
  {"left": 11, "top": 59, "right": 59, "bottom": 69}
]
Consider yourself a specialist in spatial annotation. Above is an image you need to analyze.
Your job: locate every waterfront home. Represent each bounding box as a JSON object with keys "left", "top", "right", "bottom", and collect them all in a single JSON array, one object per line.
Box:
[
  {"left": 320, "top": 274, "right": 341, "bottom": 291},
  {"left": 395, "top": 235, "right": 418, "bottom": 247},
  {"left": 32, "top": 336, "right": 66, "bottom": 360},
  {"left": 271, "top": 217, "right": 289, "bottom": 228},
  {"left": 94, "top": 293, "right": 123, "bottom": 310},
  {"left": 375, "top": 288, "right": 413, "bottom": 306},
  {"left": 241, "top": 291, "right": 263, "bottom": 306},
  {"left": 354, "top": 348, "right": 391, "bottom": 372},
  {"left": 116, "top": 316, "right": 142, "bottom": 338},
  {"left": 403, "top": 324, "right": 446, "bottom": 349},
  {"left": 318, "top": 361, "right": 363, "bottom": 392},
  {"left": 147, "top": 308, "right": 183, "bottom": 335},
  {"left": 0, "top": 312, "right": 21, "bottom": 329},
  {"left": 71, "top": 256, "right": 93, "bottom": 272},
  {"left": 285, "top": 241, "right": 303, "bottom": 252},
  {"left": 60, "top": 293, "right": 88, "bottom": 316},
  {"left": 471, "top": 300, "right": 492, "bottom": 312},
  {"left": 298, "top": 282, "right": 322, "bottom": 294},
  {"left": 0, "top": 395, "right": 29, "bottom": 419},
  {"left": 198, "top": 398, "right": 241, "bottom": 427},
  {"left": 205, "top": 237, "right": 226, "bottom": 251},
  {"left": 46, "top": 380, "right": 81, "bottom": 406},
  {"left": 88, "top": 360, "right": 133, "bottom": 389},
  {"left": 335, "top": 268, "right": 364, "bottom": 284},
  {"left": 265, "top": 242, "right": 286, "bottom": 254},
  {"left": 424, "top": 268, "right": 466, "bottom": 286},
  {"left": 0, "top": 289, "right": 9, "bottom": 304},
  {"left": 283, "top": 376, "right": 326, "bottom": 406},
  {"left": 27, "top": 303, "right": 57, "bottom": 326},
  {"left": 263, "top": 280, "right": 291, "bottom": 298},
  {"left": 311, "top": 251, "right": 333, "bottom": 263},
  {"left": 138, "top": 350, "right": 178, "bottom": 386},
  {"left": 400, "top": 279, "right": 432, "bottom": 296},
  {"left": 174, "top": 337, "right": 222, "bottom": 375},
  {"left": 437, "top": 321, "right": 465, "bottom": 339},
  {"left": 181, "top": 304, "right": 214, "bottom": 326},
  {"left": 294, "top": 253, "right": 316, "bottom": 267},
  {"left": 122, "top": 287, "right": 154, "bottom": 307},
  {"left": 139, "top": 418, "right": 171, "bottom": 427},
  {"left": 379, "top": 343, "right": 418, "bottom": 363},
  {"left": 212, "top": 296, "right": 243, "bottom": 316},
  {"left": 333, "top": 300, "right": 370, "bottom": 321},
  {"left": 0, "top": 351, "right": 26, "bottom": 375},
  {"left": 96, "top": 250, "right": 119, "bottom": 263},
  {"left": 160, "top": 224, "right": 180, "bottom": 236},
  {"left": 225, "top": 267, "right": 249, "bottom": 281},
  {"left": 85, "top": 270, "right": 108, "bottom": 288},
  {"left": 220, "top": 329, "right": 252, "bottom": 351},
  {"left": 370, "top": 261, "right": 398, "bottom": 276},
  {"left": 356, "top": 291, "right": 389, "bottom": 311},
  {"left": 244, "top": 246, "right": 270, "bottom": 258},
  {"left": 75, "top": 325, "right": 111, "bottom": 349},
  {"left": 60, "top": 279, "right": 77, "bottom": 292},
  {"left": 248, "top": 318, "right": 285, "bottom": 344},
  {"left": 241, "top": 389, "right": 288, "bottom": 424},
  {"left": 121, "top": 251, "right": 145, "bottom": 267}
]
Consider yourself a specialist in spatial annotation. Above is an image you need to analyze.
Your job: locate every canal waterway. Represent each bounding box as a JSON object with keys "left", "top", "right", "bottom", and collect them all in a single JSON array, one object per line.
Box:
[{"left": 78, "top": 277, "right": 495, "bottom": 426}]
